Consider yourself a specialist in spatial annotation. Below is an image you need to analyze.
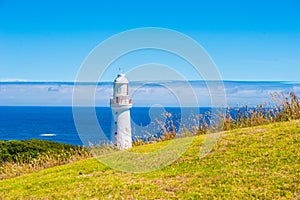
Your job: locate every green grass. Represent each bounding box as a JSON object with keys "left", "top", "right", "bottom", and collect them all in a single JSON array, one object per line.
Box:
[
  {"left": 0, "top": 139, "right": 89, "bottom": 164},
  {"left": 0, "top": 139, "right": 90, "bottom": 179},
  {"left": 1, "top": 120, "right": 300, "bottom": 199}
]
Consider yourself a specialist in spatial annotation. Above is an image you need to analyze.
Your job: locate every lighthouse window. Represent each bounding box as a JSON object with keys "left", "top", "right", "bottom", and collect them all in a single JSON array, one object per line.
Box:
[
  {"left": 115, "top": 112, "right": 118, "bottom": 114},
  {"left": 115, "top": 121, "right": 117, "bottom": 125},
  {"left": 115, "top": 132, "right": 117, "bottom": 135}
]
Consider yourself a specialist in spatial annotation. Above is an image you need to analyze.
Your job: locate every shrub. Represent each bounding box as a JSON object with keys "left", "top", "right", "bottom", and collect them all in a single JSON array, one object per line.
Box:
[{"left": 0, "top": 139, "right": 91, "bottom": 179}]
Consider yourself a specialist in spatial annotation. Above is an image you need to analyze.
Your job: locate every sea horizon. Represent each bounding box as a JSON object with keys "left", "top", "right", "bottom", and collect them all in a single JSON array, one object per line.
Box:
[{"left": 1, "top": 80, "right": 299, "bottom": 107}]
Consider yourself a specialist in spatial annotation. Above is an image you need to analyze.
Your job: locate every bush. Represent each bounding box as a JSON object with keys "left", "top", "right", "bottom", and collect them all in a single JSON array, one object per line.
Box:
[
  {"left": 0, "top": 139, "right": 91, "bottom": 179},
  {"left": 0, "top": 139, "right": 88, "bottom": 164}
]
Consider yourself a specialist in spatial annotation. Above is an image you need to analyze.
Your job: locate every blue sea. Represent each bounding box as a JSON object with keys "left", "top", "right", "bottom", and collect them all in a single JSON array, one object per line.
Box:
[
  {"left": 1, "top": 81, "right": 299, "bottom": 146},
  {"left": 0, "top": 106, "right": 209, "bottom": 146}
]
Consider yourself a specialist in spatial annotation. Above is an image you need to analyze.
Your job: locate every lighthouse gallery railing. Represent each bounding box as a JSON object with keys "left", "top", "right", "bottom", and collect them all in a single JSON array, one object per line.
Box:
[{"left": 110, "top": 96, "right": 132, "bottom": 105}]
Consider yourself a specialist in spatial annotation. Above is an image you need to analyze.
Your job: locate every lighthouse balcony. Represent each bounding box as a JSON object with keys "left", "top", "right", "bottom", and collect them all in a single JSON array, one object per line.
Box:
[{"left": 110, "top": 97, "right": 132, "bottom": 108}]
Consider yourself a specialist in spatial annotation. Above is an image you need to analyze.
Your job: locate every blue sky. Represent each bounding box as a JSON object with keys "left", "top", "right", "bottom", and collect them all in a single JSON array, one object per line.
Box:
[{"left": 0, "top": 0, "right": 300, "bottom": 81}]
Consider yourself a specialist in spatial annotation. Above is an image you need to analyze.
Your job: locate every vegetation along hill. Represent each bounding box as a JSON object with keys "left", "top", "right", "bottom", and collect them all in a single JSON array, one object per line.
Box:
[{"left": 0, "top": 120, "right": 299, "bottom": 199}]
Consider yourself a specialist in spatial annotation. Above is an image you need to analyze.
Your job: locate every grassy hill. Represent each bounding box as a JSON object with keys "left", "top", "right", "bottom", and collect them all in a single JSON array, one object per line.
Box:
[{"left": 0, "top": 120, "right": 300, "bottom": 199}]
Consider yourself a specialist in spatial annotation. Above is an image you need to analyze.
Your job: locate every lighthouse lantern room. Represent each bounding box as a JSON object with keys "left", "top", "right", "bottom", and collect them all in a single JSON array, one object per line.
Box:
[{"left": 110, "top": 73, "right": 132, "bottom": 149}]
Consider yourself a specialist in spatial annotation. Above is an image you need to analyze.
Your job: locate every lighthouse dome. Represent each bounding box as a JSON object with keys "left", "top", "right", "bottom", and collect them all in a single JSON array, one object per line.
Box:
[{"left": 114, "top": 73, "right": 128, "bottom": 83}]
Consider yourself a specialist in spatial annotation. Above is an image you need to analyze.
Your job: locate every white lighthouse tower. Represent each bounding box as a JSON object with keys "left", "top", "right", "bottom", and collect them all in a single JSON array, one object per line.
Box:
[{"left": 110, "top": 73, "right": 132, "bottom": 149}]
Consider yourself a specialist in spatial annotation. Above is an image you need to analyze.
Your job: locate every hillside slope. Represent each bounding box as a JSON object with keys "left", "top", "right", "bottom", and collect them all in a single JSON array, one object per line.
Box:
[{"left": 1, "top": 120, "right": 300, "bottom": 199}]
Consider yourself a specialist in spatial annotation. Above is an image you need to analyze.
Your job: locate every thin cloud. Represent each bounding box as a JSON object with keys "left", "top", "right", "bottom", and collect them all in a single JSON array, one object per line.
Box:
[{"left": 0, "top": 81, "right": 299, "bottom": 107}]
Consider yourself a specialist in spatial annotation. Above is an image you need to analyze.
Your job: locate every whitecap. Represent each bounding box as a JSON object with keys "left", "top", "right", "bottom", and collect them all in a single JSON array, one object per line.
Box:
[{"left": 39, "top": 133, "right": 56, "bottom": 137}]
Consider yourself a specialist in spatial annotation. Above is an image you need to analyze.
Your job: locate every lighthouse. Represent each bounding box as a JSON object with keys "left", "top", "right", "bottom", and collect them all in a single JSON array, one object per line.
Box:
[{"left": 110, "top": 73, "right": 132, "bottom": 149}]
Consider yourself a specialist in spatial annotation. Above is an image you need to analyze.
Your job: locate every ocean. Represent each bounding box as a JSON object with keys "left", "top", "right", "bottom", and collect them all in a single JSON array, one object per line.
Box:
[
  {"left": 1, "top": 81, "right": 299, "bottom": 146},
  {"left": 0, "top": 106, "right": 209, "bottom": 146}
]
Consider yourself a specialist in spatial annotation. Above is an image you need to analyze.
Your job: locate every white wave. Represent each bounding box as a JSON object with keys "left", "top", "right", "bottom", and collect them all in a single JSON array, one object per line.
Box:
[{"left": 39, "top": 133, "right": 56, "bottom": 137}]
